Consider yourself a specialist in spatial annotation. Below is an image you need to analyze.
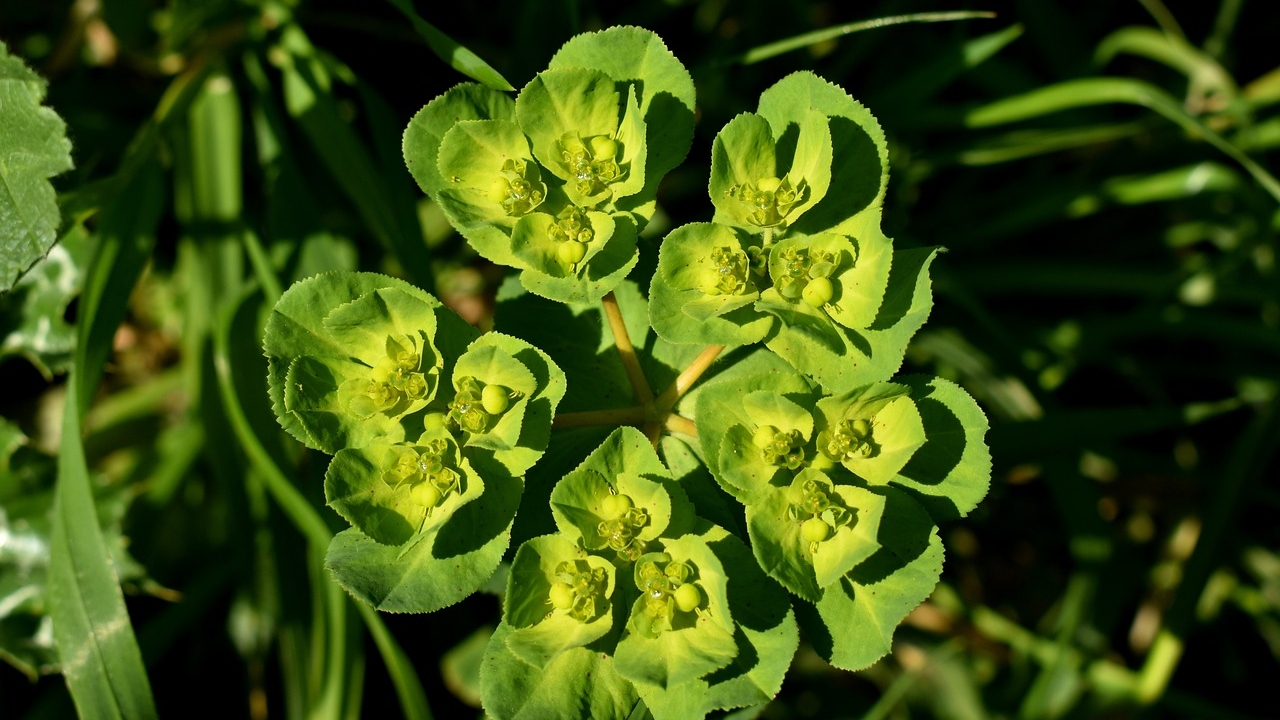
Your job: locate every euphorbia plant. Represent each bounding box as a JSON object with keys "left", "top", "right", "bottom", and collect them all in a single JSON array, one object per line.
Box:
[{"left": 264, "top": 25, "right": 990, "bottom": 720}]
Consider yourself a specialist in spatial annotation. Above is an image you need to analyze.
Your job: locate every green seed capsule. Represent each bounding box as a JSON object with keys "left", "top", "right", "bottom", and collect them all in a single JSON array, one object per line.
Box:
[
  {"left": 802, "top": 277, "right": 834, "bottom": 308},
  {"left": 801, "top": 517, "right": 831, "bottom": 543},
  {"left": 558, "top": 240, "right": 587, "bottom": 266},
  {"left": 599, "top": 493, "right": 633, "bottom": 520},
  {"left": 423, "top": 412, "right": 449, "bottom": 431},
  {"left": 549, "top": 582, "right": 576, "bottom": 611},
  {"left": 674, "top": 582, "right": 701, "bottom": 612},
  {"left": 851, "top": 418, "right": 872, "bottom": 436},
  {"left": 589, "top": 136, "right": 618, "bottom": 160},
  {"left": 411, "top": 482, "right": 443, "bottom": 508},
  {"left": 753, "top": 425, "right": 778, "bottom": 449},
  {"left": 756, "top": 176, "right": 783, "bottom": 193},
  {"left": 481, "top": 384, "right": 510, "bottom": 415}
]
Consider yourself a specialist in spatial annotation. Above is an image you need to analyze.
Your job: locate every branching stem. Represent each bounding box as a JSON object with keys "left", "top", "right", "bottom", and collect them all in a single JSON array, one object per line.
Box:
[
  {"left": 665, "top": 414, "right": 697, "bottom": 438},
  {"left": 656, "top": 345, "right": 726, "bottom": 412},
  {"left": 601, "top": 291, "right": 654, "bottom": 405}
]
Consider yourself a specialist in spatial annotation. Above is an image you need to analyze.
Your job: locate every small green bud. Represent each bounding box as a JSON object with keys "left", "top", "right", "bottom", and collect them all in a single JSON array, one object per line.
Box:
[
  {"left": 756, "top": 176, "right": 783, "bottom": 194},
  {"left": 549, "top": 582, "right": 576, "bottom": 611},
  {"left": 481, "top": 384, "right": 511, "bottom": 415},
  {"left": 802, "top": 276, "right": 834, "bottom": 308},
  {"left": 753, "top": 424, "right": 778, "bottom": 449},
  {"left": 410, "top": 482, "right": 443, "bottom": 508},
  {"left": 558, "top": 240, "right": 587, "bottom": 266},
  {"left": 801, "top": 517, "right": 831, "bottom": 544},
  {"left": 673, "top": 582, "right": 702, "bottom": 612},
  {"left": 423, "top": 412, "right": 448, "bottom": 431},
  {"left": 599, "top": 492, "right": 634, "bottom": 520},
  {"left": 588, "top": 136, "right": 618, "bottom": 161}
]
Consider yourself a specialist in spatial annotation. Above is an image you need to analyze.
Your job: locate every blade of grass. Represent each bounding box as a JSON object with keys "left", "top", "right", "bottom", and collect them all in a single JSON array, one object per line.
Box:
[
  {"left": 277, "top": 27, "right": 433, "bottom": 287},
  {"left": 48, "top": 378, "right": 158, "bottom": 720},
  {"left": 881, "top": 24, "right": 1025, "bottom": 110},
  {"left": 966, "top": 77, "right": 1280, "bottom": 203},
  {"left": 382, "top": 0, "right": 513, "bottom": 91},
  {"left": 1094, "top": 26, "right": 1236, "bottom": 99},
  {"left": 728, "top": 11, "right": 997, "bottom": 65},
  {"left": 212, "top": 287, "right": 433, "bottom": 720}
]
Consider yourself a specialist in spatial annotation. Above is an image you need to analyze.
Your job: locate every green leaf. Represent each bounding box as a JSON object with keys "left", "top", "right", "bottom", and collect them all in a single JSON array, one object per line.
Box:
[
  {"left": 0, "top": 222, "right": 89, "bottom": 377},
  {"left": 264, "top": 271, "right": 449, "bottom": 452},
  {"left": 551, "top": 469, "right": 672, "bottom": 559},
  {"left": 892, "top": 375, "right": 992, "bottom": 522},
  {"left": 765, "top": 247, "right": 939, "bottom": 393},
  {"left": 693, "top": 369, "right": 814, "bottom": 484},
  {"left": 404, "top": 82, "right": 516, "bottom": 197},
  {"left": 383, "top": 0, "right": 514, "bottom": 91},
  {"left": 710, "top": 112, "right": 832, "bottom": 232},
  {"left": 649, "top": 223, "right": 773, "bottom": 346},
  {"left": 631, "top": 526, "right": 797, "bottom": 720},
  {"left": 0, "top": 43, "right": 74, "bottom": 292},
  {"left": 455, "top": 332, "right": 567, "bottom": 477},
  {"left": 435, "top": 118, "right": 546, "bottom": 253},
  {"left": 614, "top": 535, "right": 738, "bottom": 688},
  {"left": 480, "top": 620, "right": 638, "bottom": 720},
  {"left": 504, "top": 534, "right": 617, "bottom": 667},
  {"left": 325, "top": 434, "right": 485, "bottom": 546},
  {"left": 757, "top": 72, "right": 888, "bottom": 237},
  {"left": 548, "top": 26, "right": 696, "bottom": 191},
  {"left": 517, "top": 68, "right": 628, "bottom": 202},
  {"left": 798, "top": 486, "right": 943, "bottom": 671},
  {"left": 517, "top": 213, "right": 640, "bottom": 305},
  {"left": 48, "top": 379, "right": 158, "bottom": 718},
  {"left": 325, "top": 466, "right": 518, "bottom": 613},
  {"left": 746, "top": 470, "right": 885, "bottom": 601},
  {"left": 814, "top": 383, "right": 925, "bottom": 485},
  {"left": 0, "top": 419, "right": 144, "bottom": 680}
]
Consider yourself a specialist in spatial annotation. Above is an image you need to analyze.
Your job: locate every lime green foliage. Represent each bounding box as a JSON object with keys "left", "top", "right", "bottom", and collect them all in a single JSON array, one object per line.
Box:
[
  {"left": 404, "top": 26, "right": 696, "bottom": 304},
  {"left": 258, "top": 24, "right": 988, "bottom": 720},
  {"left": 0, "top": 42, "right": 74, "bottom": 292}
]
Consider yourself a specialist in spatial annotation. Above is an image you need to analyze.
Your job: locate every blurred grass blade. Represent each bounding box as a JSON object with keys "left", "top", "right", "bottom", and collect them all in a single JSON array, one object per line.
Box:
[
  {"left": 213, "top": 287, "right": 433, "bottom": 720},
  {"left": 730, "top": 11, "right": 996, "bottom": 65},
  {"left": 48, "top": 377, "right": 157, "bottom": 720},
  {"left": 966, "top": 77, "right": 1280, "bottom": 203},
  {"left": 956, "top": 121, "right": 1146, "bottom": 165},
  {"left": 383, "top": 0, "right": 513, "bottom": 90},
  {"left": 278, "top": 29, "right": 433, "bottom": 287},
  {"left": 1243, "top": 65, "right": 1280, "bottom": 107},
  {"left": 73, "top": 162, "right": 165, "bottom": 417},
  {"left": 1095, "top": 26, "right": 1235, "bottom": 97}
]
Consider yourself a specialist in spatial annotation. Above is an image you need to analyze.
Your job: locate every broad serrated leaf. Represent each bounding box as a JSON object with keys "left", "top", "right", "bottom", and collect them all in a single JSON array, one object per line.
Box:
[
  {"left": 0, "top": 223, "right": 89, "bottom": 377},
  {"left": 757, "top": 72, "right": 889, "bottom": 237},
  {"left": 325, "top": 434, "right": 484, "bottom": 547},
  {"left": 766, "top": 246, "right": 939, "bottom": 392},
  {"left": 631, "top": 526, "right": 797, "bottom": 720},
  {"left": 404, "top": 83, "right": 516, "bottom": 197},
  {"left": 325, "top": 467, "right": 518, "bottom": 613},
  {"left": 797, "top": 486, "right": 943, "bottom": 671},
  {"left": 0, "top": 43, "right": 74, "bottom": 292},
  {"left": 503, "top": 534, "right": 617, "bottom": 668},
  {"left": 614, "top": 534, "right": 737, "bottom": 688},
  {"left": 479, "top": 621, "right": 638, "bottom": 720},
  {"left": 548, "top": 26, "right": 696, "bottom": 191},
  {"left": 892, "top": 375, "right": 992, "bottom": 522},
  {"left": 650, "top": 223, "right": 773, "bottom": 346}
]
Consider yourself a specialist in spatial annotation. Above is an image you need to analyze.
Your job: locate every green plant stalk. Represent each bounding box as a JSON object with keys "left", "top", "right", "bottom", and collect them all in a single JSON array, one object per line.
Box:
[
  {"left": 602, "top": 291, "right": 654, "bottom": 405},
  {"left": 213, "top": 293, "right": 433, "bottom": 720}
]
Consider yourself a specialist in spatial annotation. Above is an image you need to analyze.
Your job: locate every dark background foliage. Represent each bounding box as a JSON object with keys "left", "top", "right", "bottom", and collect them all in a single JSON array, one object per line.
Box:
[{"left": 1, "top": 0, "right": 1276, "bottom": 718}]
